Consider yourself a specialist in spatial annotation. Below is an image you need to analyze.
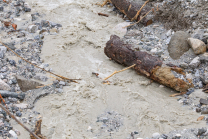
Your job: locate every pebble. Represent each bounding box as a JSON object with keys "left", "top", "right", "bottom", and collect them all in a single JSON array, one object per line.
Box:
[
  {"left": 187, "top": 38, "right": 207, "bottom": 55},
  {"left": 0, "top": 79, "right": 11, "bottom": 90},
  {"left": 198, "top": 127, "right": 207, "bottom": 136},
  {"left": 16, "top": 111, "right": 22, "bottom": 117},
  {"left": 0, "top": 6, "right": 3, "bottom": 12},
  {"left": 9, "top": 130, "right": 18, "bottom": 139},
  {"left": 27, "top": 25, "right": 38, "bottom": 33},
  {"left": 152, "top": 132, "right": 160, "bottom": 139},
  {"left": 189, "top": 56, "right": 200, "bottom": 68}
]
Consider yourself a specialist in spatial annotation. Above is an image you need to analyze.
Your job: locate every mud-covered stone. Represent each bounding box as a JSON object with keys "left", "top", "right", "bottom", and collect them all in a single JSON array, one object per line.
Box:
[{"left": 168, "top": 31, "right": 190, "bottom": 59}]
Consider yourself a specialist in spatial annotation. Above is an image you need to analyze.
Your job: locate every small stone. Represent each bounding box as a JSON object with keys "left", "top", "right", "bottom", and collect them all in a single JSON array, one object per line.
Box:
[
  {"left": 16, "top": 76, "right": 43, "bottom": 92},
  {"left": 196, "top": 108, "right": 201, "bottom": 113},
  {"left": 152, "top": 132, "right": 160, "bottom": 139},
  {"left": 0, "top": 51, "right": 4, "bottom": 59},
  {"left": 14, "top": 103, "right": 28, "bottom": 109},
  {"left": 16, "top": 111, "right": 22, "bottom": 117},
  {"left": 27, "top": 25, "right": 37, "bottom": 33},
  {"left": 0, "top": 114, "right": 4, "bottom": 118},
  {"left": 198, "top": 127, "right": 207, "bottom": 136},
  {"left": 113, "top": 22, "right": 130, "bottom": 36},
  {"left": 160, "top": 134, "right": 168, "bottom": 139},
  {"left": 24, "top": 7, "right": 31, "bottom": 12},
  {"left": 59, "top": 81, "right": 66, "bottom": 86},
  {"left": 0, "top": 79, "right": 11, "bottom": 90},
  {"left": 41, "top": 20, "right": 50, "bottom": 27},
  {"left": 201, "top": 107, "right": 208, "bottom": 114},
  {"left": 189, "top": 57, "right": 200, "bottom": 68},
  {"left": 0, "top": 7, "right": 3, "bottom": 12},
  {"left": 180, "top": 62, "right": 188, "bottom": 69},
  {"left": 201, "top": 73, "right": 208, "bottom": 84},
  {"left": 187, "top": 38, "right": 206, "bottom": 55},
  {"left": 166, "top": 29, "right": 172, "bottom": 37},
  {"left": 9, "top": 130, "right": 17, "bottom": 138},
  {"left": 175, "top": 134, "right": 181, "bottom": 139},
  {"left": 199, "top": 52, "right": 208, "bottom": 62},
  {"left": 0, "top": 46, "right": 7, "bottom": 53},
  {"left": 200, "top": 98, "right": 208, "bottom": 105},
  {"left": 9, "top": 60, "right": 16, "bottom": 66},
  {"left": 50, "top": 28, "right": 58, "bottom": 33}
]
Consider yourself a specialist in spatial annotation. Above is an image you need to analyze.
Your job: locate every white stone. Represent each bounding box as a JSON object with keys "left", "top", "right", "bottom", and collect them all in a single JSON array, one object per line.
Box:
[
  {"left": 152, "top": 132, "right": 160, "bottom": 139},
  {"left": 27, "top": 25, "right": 37, "bottom": 33},
  {"left": 113, "top": 22, "right": 130, "bottom": 36},
  {"left": 0, "top": 79, "right": 11, "bottom": 90},
  {"left": 0, "top": 46, "right": 7, "bottom": 53},
  {"left": 14, "top": 103, "right": 28, "bottom": 109},
  {"left": 186, "top": 73, "right": 193, "bottom": 80},
  {"left": 187, "top": 38, "right": 206, "bottom": 54},
  {"left": 189, "top": 56, "right": 200, "bottom": 68},
  {"left": 166, "top": 29, "right": 172, "bottom": 36},
  {"left": 150, "top": 48, "right": 158, "bottom": 53},
  {"left": 9, "top": 130, "right": 18, "bottom": 139}
]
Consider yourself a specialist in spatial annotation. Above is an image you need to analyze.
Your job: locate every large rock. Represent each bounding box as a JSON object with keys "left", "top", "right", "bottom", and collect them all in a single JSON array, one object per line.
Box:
[
  {"left": 187, "top": 38, "right": 206, "bottom": 55},
  {"left": 168, "top": 31, "right": 191, "bottom": 59},
  {"left": 16, "top": 76, "right": 43, "bottom": 92},
  {"left": 0, "top": 79, "right": 11, "bottom": 90}
]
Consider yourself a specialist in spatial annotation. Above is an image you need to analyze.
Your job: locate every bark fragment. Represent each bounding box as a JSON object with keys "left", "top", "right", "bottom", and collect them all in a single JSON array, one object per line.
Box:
[
  {"left": 30, "top": 119, "right": 47, "bottom": 139},
  {"left": 102, "top": 0, "right": 153, "bottom": 26},
  {"left": 104, "top": 35, "right": 193, "bottom": 92}
]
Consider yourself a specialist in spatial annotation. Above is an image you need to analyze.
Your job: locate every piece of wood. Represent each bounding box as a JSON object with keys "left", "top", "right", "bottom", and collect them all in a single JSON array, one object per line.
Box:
[
  {"left": 104, "top": 35, "right": 193, "bottom": 92},
  {"left": 104, "top": 64, "right": 136, "bottom": 80},
  {"left": 101, "top": 0, "right": 153, "bottom": 26},
  {"left": 30, "top": 119, "right": 47, "bottom": 139},
  {"left": 98, "top": 13, "right": 109, "bottom": 17}
]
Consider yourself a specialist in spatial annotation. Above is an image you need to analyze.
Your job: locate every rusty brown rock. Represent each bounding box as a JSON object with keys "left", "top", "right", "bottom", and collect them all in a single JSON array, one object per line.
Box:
[
  {"left": 104, "top": 35, "right": 193, "bottom": 92},
  {"left": 102, "top": 0, "right": 153, "bottom": 26}
]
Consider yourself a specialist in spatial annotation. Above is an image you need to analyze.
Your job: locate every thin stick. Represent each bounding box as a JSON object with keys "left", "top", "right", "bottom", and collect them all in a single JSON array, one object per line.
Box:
[
  {"left": 104, "top": 64, "right": 136, "bottom": 80},
  {"left": 131, "top": 0, "right": 149, "bottom": 21},
  {"left": 0, "top": 104, "right": 41, "bottom": 139},
  {"left": 98, "top": 13, "right": 109, "bottom": 17},
  {"left": 0, "top": 40, "right": 80, "bottom": 82},
  {"left": 123, "top": 8, "right": 153, "bottom": 28}
]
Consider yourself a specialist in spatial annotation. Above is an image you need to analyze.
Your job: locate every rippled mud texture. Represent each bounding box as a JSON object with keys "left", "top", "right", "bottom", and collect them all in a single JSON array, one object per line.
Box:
[{"left": 13, "top": 0, "right": 206, "bottom": 138}]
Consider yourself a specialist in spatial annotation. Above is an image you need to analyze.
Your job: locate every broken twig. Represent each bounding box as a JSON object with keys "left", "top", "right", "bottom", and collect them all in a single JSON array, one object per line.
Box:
[
  {"left": 104, "top": 64, "right": 136, "bottom": 80},
  {"left": 0, "top": 41, "right": 80, "bottom": 83},
  {"left": 124, "top": 8, "right": 153, "bottom": 28},
  {"left": 30, "top": 119, "right": 47, "bottom": 139},
  {"left": 98, "top": 13, "right": 109, "bottom": 17},
  {"left": 0, "top": 104, "right": 41, "bottom": 139},
  {"left": 101, "top": 0, "right": 153, "bottom": 25}
]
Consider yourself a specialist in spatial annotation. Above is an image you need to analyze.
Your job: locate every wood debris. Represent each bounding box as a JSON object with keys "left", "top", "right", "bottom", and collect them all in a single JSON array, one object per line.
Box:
[
  {"left": 104, "top": 35, "right": 193, "bottom": 92},
  {"left": 30, "top": 119, "right": 47, "bottom": 139},
  {"left": 101, "top": 0, "right": 153, "bottom": 26}
]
